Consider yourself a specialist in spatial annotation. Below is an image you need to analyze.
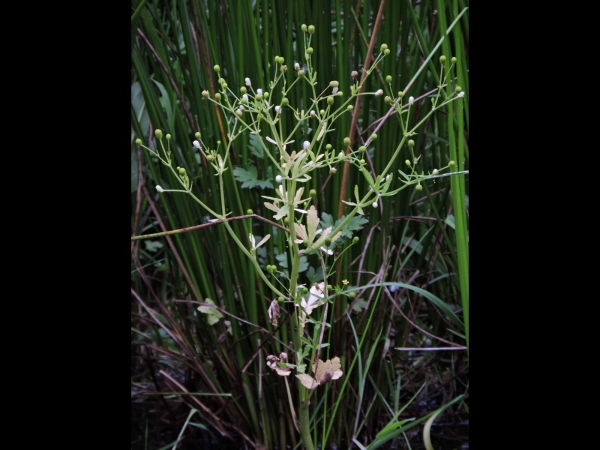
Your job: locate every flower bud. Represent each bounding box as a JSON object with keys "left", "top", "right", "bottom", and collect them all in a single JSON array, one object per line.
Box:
[
  {"left": 384, "top": 96, "right": 391, "bottom": 104},
  {"left": 351, "top": 70, "right": 358, "bottom": 78},
  {"left": 195, "top": 132, "right": 201, "bottom": 139},
  {"left": 255, "top": 94, "right": 262, "bottom": 101},
  {"left": 449, "top": 160, "right": 456, "bottom": 166},
  {"left": 359, "top": 146, "right": 366, "bottom": 152},
  {"left": 375, "top": 89, "right": 383, "bottom": 96},
  {"left": 352, "top": 236, "right": 359, "bottom": 244},
  {"left": 439, "top": 55, "right": 446, "bottom": 63},
  {"left": 276, "top": 175, "right": 283, "bottom": 183},
  {"left": 371, "top": 133, "right": 377, "bottom": 140},
  {"left": 245, "top": 77, "right": 251, "bottom": 86},
  {"left": 408, "top": 140, "right": 415, "bottom": 147},
  {"left": 240, "top": 86, "right": 247, "bottom": 94},
  {"left": 455, "top": 86, "right": 462, "bottom": 93},
  {"left": 242, "top": 94, "right": 249, "bottom": 103},
  {"left": 298, "top": 70, "right": 305, "bottom": 77},
  {"left": 325, "top": 237, "right": 332, "bottom": 245},
  {"left": 408, "top": 96, "right": 414, "bottom": 105},
  {"left": 307, "top": 47, "right": 313, "bottom": 54},
  {"left": 246, "top": 209, "right": 253, "bottom": 214},
  {"left": 347, "top": 105, "right": 353, "bottom": 111},
  {"left": 330, "top": 167, "right": 337, "bottom": 174},
  {"left": 282, "top": 98, "right": 289, "bottom": 106},
  {"left": 344, "top": 137, "right": 351, "bottom": 146},
  {"left": 202, "top": 90, "right": 209, "bottom": 98},
  {"left": 415, "top": 184, "right": 423, "bottom": 191},
  {"left": 348, "top": 291, "right": 356, "bottom": 298},
  {"left": 405, "top": 160, "right": 411, "bottom": 166},
  {"left": 214, "top": 65, "right": 220, "bottom": 72},
  {"left": 451, "top": 57, "right": 457, "bottom": 63},
  {"left": 385, "top": 75, "right": 392, "bottom": 83},
  {"left": 327, "top": 96, "right": 334, "bottom": 105},
  {"left": 303, "top": 141, "right": 310, "bottom": 150},
  {"left": 135, "top": 138, "right": 142, "bottom": 145},
  {"left": 156, "top": 185, "right": 164, "bottom": 193},
  {"left": 256, "top": 88, "right": 263, "bottom": 95},
  {"left": 432, "top": 169, "right": 439, "bottom": 175},
  {"left": 275, "top": 105, "right": 281, "bottom": 114},
  {"left": 193, "top": 140, "right": 201, "bottom": 150},
  {"left": 373, "top": 201, "right": 378, "bottom": 208},
  {"left": 309, "top": 189, "right": 316, "bottom": 197},
  {"left": 330, "top": 80, "right": 339, "bottom": 88},
  {"left": 310, "top": 110, "right": 315, "bottom": 117},
  {"left": 384, "top": 49, "right": 390, "bottom": 55},
  {"left": 308, "top": 25, "right": 315, "bottom": 34},
  {"left": 301, "top": 24, "right": 307, "bottom": 31},
  {"left": 178, "top": 167, "right": 186, "bottom": 175},
  {"left": 380, "top": 43, "right": 388, "bottom": 52},
  {"left": 320, "top": 110, "right": 325, "bottom": 115},
  {"left": 155, "top": 129, "right": 163, "bottom": 139},
  {"left": 457, "top": 92, "right": 465, "bottom": 98},
  {"left": 295, "top": 62, "right": 300, "bottom": 70},
  {"left": 326, "top": 144, "right": 332, "bottom": 150},
  {"left": 215, "top": 93, "right": 221, "bottom": 100}
]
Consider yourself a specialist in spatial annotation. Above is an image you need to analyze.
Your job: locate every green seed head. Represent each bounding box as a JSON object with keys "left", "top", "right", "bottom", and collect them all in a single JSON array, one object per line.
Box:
[
  {"left": 240, "top": 86, "right": 247, "bottom": 94},
  {"left": 214, "top": 65, "right": 220, "bottom": 72},
  {"left": 440, "top": 55, "right": 446, "bottom": 63},
  {"left": 298, "top": 70, "right": 305, "bottom": 78},
  {"left": 397, "top": 91, "right": 403, "bottom": 97},
  {"left": 178, "top": 167, "right": 186, "bottom": 175},
  {"left": 135, "top": 138, "right": 142, "bottom": 145},
  {"left": 352, "top": 236, "right": 359, "bottom": 244},
  {"left": 166, "top": 134, "right": 171, "bottom": 140},
  {"left": 282, "top": 98, "right": 289, "bottom": 106},
  {"left": 320, "top": 109, "right": 325, "bottom": 115},
  {"left": 384, "top": 49, "right": 390, "bottom": 55},
  {"left": 405, "top": 160, "right": 411, "bottom": 166},
  {"left": 455, "top": 86, "right": 462, "bottom": 93},
  {"left": 155, "top": 129, "right": 163, "bottom": 139},
  {"left": 451, "top": 57, "right": 457, "bottom": 63},
  {"left": 359, "top": 146, "right": 366, "bottom": 152},
  {"left": 215, "top": 93, "right": 221, "bottom": 101},
  {"left": 326, "top": 144, "right": 332, "bottom": 150},
  {"left": 309, "top": 189, "right": 317, "bottom": 197},
  {"left": 308, "top": 25, "right": 315, "bottom": 34},
  {"left": 327, "top": 96, "right": 334, "bottom": 105},
  {"left": 371, "top": 133, "right": 377, "bottom": 140},
  {"left": 330, "top": 167, "right": 337, "bottom": 174},
  {"left": 344, "top": 137, "right": 351, "bottom": 146},
  {"left": 202, "top": 90, "right": 209, "bottom": 98},
  {"left": 415, "top": 184, "right": 423, "bottom": 191},
  {"left": 449, "top": 160, "right": 456, "bottom": 166},
  {"left": 386, "top": 75, "right": 392, "bottom": 83},
  {"left": 384, "top": 96, "right": 391, "bottom": 104},
  {"left": 348, "top": 291, "right": 356, "bottom": 298},
  {"left": 408, "top": 139, "right": 415, "bottom": 147},
  {"left": 330, "top": 80, "right": 339, "bottom": 88},
  {"left": 256, "top": 94, "right": 263, "bottom": 101},
  {"left": 195, "top": 132, "right": 201, "bottom": 139},
  {"left": 347, "top": 105, "right": 353, "bottom": 111},
  {"left": 380, "top": 43, "right": 388, "bottom": 52},
  {"left": 301, "top": 24, "right": 307, "bottom": 31},
  {"left": 246, "top": 209, "right": 253, "bottom": 214}
]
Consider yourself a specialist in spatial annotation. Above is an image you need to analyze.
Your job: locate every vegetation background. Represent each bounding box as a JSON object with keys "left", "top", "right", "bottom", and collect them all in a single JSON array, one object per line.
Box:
[{"left": 131, "top": 0, "right": 469, "bottom": 448}]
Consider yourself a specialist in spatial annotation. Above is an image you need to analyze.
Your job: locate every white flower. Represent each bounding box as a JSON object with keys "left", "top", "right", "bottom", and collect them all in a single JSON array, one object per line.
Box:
[
  {"left": 257, "top": 88, "right": 263, "bottom": 95},
  {"left": 192, "top": 140, "right": 201, "bottom": 150},
  {"left": 457, "top": 92, "right": 465, "bottom": 98},
  {"left": 275, "top": 105, "right": 281, "bottom": 114},
  {"left": 236, "top": 108, "right": 242, "bottom": 115},
  {"left": 372, "top": 201, "right": 378, "bottom": 208},
  {"left": 243, "top": 94, "right": 249, "bottom": 102},
  {"left": 408, "top": 96, "right": 414, "bottom": 105},
  {"left": 338, "top": 151, "right": 345, "bottom": 158},
  {"left": 294, "top": 62, "right": 300, "bottom": 70},
  {"left": 310, "top": 110, "right": 315, "bottom": 117},
  {"left": 156, "top": 185, "right": 164, "bottom": 193},
  {"left": 276, "top": 175, "right": 283, "bottom": 183},
  {"left": 303, "top": 141, "right": 310, "bottom": 150},
  {"left": 375, "top": 89, "right": 383, "bottom": 96},
  {"left": 332, "top": 87, "right": 338, "bottom": 95},
  {"left": 432, "top": 169, "right": 439, "bottom": 175},
  {"left": 245, "top": 77, "right": 251, "bottom": 86}
]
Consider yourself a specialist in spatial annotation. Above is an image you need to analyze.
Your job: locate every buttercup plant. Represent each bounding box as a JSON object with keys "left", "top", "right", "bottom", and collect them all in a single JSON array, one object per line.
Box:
[{"left": 134, "top": 24, "right": 466, "bottom": 450}]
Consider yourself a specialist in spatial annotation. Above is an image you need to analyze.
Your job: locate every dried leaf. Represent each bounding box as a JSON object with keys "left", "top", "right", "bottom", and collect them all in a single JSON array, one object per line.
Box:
[
  {"left": 313, "top": 357, "right": 343, "bottom": 384},
  {"left": 295, "top": 373, "right": 318, "bottom": 389},
  {"left": 268, "top": 299, "right": 280, "bottom": 326},
  {"left": 301, "top": 282, "right": 325, "bottom": 315}
]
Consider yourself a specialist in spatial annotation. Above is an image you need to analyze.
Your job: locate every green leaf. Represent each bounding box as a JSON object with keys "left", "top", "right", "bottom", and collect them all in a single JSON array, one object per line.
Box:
[
  {"left": 351, "top": 298, "right": 368, "bottom": 313},
  {"left": 144, "top": 240, "right": 164, "bottom": 252},
  {"left": 320, "top": 213, "right": 369, "bottom": 239},
  {"left": 248, "top": 134, "right": 265, "bottom": 158},
  {"left": 233, "top": 165, "right": 274, "bottom": 189},
  {"left": 306, "top": 265, "right": 325, "bottom": 285}
]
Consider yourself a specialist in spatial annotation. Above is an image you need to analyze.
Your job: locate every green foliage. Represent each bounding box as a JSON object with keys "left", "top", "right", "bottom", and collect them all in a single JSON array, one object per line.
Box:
[{"left": 233, "top": 165, "right": 274, "bottom": 189}]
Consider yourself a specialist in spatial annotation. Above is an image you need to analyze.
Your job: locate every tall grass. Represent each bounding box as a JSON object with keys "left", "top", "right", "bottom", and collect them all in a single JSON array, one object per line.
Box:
[{"left": 131, "top": 1, "right": 469, "bottom": 448}]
